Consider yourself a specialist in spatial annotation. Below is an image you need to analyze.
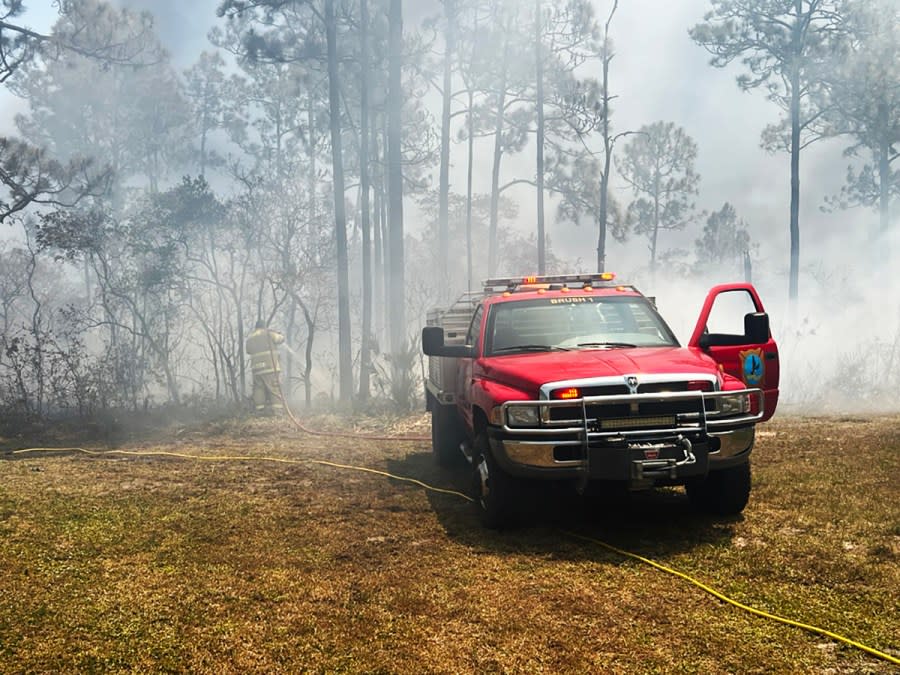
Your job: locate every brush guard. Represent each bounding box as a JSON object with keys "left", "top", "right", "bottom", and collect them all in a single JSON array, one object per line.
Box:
[{"left": 497, "top": 389, "right": 763, "bottom": 486}]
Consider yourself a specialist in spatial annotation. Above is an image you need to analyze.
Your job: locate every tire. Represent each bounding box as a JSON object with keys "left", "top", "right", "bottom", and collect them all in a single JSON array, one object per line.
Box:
[
  {"left": 431, "top": 403, "right": 465, "bottom": 467},
  {"left": 687, "top": 462, "right": 751, "bottom": 516},
  {"left": 471, "top": 433, "right": 519, "bottom": 529}
]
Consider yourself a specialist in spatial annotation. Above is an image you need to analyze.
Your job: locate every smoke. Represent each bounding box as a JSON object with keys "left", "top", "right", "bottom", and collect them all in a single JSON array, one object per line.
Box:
[
  {"left": 113, "top": 0, "right": 218, "bottom": 66},
  {"left": 648, "top": 219, "right": 900, "bottom": 415}
]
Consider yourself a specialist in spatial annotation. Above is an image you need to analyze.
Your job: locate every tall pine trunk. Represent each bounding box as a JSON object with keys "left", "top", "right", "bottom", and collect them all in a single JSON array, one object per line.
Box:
[
  {"left": 465, "top": 87, "right": 474, "bottom": 291},
  {"left": 358, "top": 0, "right": 372, "bottom": 402},
  {"left": 308, "top": 91, "right": 318, "bottom": 224},
  {"left": 788, "top": 63, "right": 801, "bottom": 305},
  {"left": 488, "top": 34, "right": 510, "bottom": 277},
  {"left": 325, "top": 0, "right": 353, "bottom": 400},
  {"left": 438, "top": 0, "right": 455, "bottom": 296},
  {"left": 373, "top": 134, "right": 384, "bottom": 343},
  {"left": 597, "top": 1, "right": 617, "bottom": 273},
  {"left": 300, "top": 301, "right": 315, "bottom": 408},
  {"left": 534, "top": 0, "right": 546, "bottom": 274},
  {"left": 650, "top": 192, "right": 660, "bottom": 282},
  {"left": 379, "top": 118, "right": 390, "bottom": 346},
  {"left": 388, "top": 0, "right": 407, "bottom": 404},
  {"left": 788, "top": 0, "right": 801, "bottom": 306}
]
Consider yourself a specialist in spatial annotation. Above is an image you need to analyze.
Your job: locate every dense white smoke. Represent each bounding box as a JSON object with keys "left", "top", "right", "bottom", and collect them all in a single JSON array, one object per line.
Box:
[{"left": 649, "top": 223, "right": 900, "bottom": 414}]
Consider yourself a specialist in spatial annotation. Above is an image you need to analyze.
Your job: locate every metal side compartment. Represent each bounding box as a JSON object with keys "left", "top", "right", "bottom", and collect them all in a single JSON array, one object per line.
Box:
[{"left": 425, "top": 292, "right": 480, "bottom": 406}]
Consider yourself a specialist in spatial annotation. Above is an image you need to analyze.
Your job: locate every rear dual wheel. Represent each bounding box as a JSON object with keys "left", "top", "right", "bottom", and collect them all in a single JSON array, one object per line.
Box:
[{"left": 431, "top": 402, "right": 466, "bottom": 467}]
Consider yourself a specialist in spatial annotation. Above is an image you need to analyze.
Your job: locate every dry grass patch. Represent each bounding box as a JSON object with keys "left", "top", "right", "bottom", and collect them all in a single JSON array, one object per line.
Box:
[{"left": 1, "top": 414, "right": 898, "bottom": 673}]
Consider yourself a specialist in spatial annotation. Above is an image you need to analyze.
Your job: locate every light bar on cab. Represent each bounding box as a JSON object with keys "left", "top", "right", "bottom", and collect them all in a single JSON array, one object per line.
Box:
[{"left": 484, "top": 272, "right": 617, "bottom": 290}]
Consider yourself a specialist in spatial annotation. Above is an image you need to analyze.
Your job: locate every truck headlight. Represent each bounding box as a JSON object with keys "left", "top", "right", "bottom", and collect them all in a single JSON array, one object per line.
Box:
[
  {"left": 718, "top": 392, "right": 751, "bottom": 415},
  {"left": 507, "top": 405, "right": 539, "bottom": 427}
]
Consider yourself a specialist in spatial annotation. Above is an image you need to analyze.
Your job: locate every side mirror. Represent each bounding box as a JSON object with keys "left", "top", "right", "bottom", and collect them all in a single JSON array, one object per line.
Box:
[
  {"left": 744, "top": 312, "right": 770, "bottom": 344},
  {"left": 422, "top": 326, "right": 475, "bottom": 358},
  {"left": 422, "top": 326, "right": 445, "bottom": 355}
]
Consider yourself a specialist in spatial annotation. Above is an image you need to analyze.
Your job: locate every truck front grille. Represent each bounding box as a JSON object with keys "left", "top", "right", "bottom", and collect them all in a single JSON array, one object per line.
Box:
[
  {"left": 597, "top": 415, "right": 677, "bottom": 430},
  {"left": 550, "top": 391, "right": 716, "bottom": 422}
]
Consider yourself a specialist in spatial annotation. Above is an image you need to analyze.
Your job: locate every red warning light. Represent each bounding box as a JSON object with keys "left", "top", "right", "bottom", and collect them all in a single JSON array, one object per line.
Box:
[{"left": 553, "top": 387, "right": 581, "bottom": 400}]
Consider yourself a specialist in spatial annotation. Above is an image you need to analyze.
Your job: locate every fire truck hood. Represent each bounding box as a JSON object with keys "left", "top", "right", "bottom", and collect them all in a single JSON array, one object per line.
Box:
[{"left": 481, "top": 346, "right": 718, "bottom": 396}]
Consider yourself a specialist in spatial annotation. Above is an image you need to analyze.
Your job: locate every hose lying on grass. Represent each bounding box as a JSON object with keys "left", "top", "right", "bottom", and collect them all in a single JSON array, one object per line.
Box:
[{"left": 8, "top": 445, "right": 899, "bottom": 668}]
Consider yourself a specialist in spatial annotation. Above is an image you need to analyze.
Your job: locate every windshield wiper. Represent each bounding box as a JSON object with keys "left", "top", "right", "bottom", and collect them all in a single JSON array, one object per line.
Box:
[
  {"left": 576, "top": 341, "right": 637, "bottom": 349},
  {"left": 492, "top": 344, "right": 570, "bottom": 353}
]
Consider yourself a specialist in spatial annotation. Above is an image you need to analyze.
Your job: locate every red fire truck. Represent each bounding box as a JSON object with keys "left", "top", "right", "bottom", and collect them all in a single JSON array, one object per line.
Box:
[{"left": 422, "top": 273, "right": 779, "bottom": 528}]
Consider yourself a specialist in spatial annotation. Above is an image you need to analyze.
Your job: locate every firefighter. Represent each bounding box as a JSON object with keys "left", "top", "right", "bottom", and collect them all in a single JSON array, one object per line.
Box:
[{"left": 245, "top": 319, "right": 285, "bottom": 415}]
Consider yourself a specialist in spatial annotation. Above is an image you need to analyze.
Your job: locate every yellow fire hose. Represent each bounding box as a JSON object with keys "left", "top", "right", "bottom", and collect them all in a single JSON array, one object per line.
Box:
[{"left": 7, "top": 443, "right": 898, "bottom": 667}]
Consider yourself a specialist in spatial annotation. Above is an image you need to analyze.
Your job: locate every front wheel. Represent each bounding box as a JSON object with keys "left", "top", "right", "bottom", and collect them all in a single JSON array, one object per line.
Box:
[
  {"left": 686, "top": 462, "right": 751, "bottom": 515},
  {"left": 472, "top": 433, "right": 520, "bottom": 529}
]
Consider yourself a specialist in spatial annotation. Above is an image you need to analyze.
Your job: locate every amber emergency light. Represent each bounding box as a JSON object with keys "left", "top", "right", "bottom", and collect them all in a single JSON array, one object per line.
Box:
[{"left": 483, "top": 273, "right": 618, "bottom": 293}]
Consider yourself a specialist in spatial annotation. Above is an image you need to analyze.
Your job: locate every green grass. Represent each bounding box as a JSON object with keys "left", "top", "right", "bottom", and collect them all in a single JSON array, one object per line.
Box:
[{"left": 1, "top": 414, "right": 898, "bottom": 673}]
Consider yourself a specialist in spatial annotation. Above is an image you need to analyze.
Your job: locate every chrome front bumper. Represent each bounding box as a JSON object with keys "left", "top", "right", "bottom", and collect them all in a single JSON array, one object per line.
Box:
[{"left": 500, "top": 426, "right": 755, "bottom": 468}]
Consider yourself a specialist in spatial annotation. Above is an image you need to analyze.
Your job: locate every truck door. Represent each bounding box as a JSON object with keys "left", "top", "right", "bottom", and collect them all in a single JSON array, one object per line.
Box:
[
  {"left": 457, "top": 304, "right": 482, "bottom": 429},
  {"left": 688, "top": 283, "right": 779, "bottom": 421}
]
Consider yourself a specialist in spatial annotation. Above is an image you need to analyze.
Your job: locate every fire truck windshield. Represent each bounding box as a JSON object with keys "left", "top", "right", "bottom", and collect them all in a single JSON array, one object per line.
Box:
[{"left": 486, "top": 296, "right": 678, "bottom": 355}]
